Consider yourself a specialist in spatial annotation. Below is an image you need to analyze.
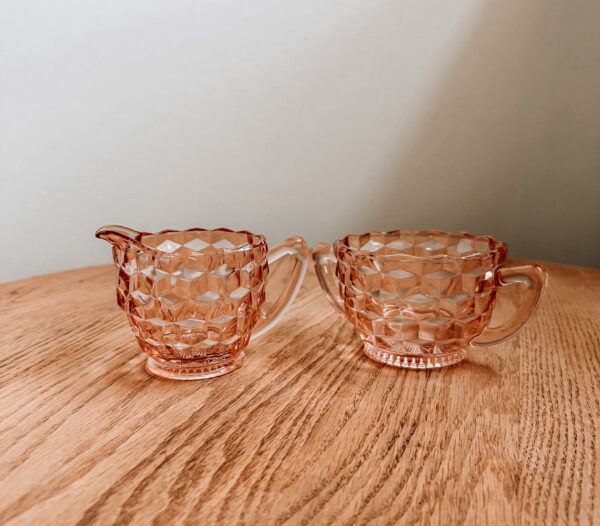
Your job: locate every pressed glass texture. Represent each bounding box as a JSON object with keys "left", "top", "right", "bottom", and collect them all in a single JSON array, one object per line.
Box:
[
  {"left": 97, "top": 225, "right": 308, "bottom": 379},
  {"left": 313, "top": 230, "right": 546, "bottom": 369}
]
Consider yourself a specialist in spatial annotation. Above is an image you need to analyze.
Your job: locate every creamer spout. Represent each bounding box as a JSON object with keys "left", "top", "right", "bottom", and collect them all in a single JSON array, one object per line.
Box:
[{"left": 95, "top": 225, "right": 144, "bottom": 250}]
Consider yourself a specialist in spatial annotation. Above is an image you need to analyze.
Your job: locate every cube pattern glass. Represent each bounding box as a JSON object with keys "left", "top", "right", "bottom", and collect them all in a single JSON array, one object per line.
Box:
[
  {"left": 98, "top": 226, "right": 308, "bottom": 379},
  {"left": 314, "top": 230, "right": 546, "bottom": 369}
]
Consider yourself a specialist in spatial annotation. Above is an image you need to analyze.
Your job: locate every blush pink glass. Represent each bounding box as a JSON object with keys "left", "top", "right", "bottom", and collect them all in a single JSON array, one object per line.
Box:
[
  {"left": 97, "top": 225, "right": 308, "bottom": 380},
  {"left": 313, "top": 230, "right": 547, "bottom": 369}
]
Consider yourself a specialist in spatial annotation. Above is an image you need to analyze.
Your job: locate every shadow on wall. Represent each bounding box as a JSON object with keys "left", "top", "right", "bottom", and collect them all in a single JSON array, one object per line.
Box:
[{"left": 362, "top": 0, "right": 600, "bottom": 267}]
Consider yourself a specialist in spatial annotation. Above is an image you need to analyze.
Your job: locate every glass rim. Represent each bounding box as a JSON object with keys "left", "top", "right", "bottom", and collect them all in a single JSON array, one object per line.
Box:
[
  {"left": 334, "top": 229, "right": 507, "bottom": 262},
  {"left": 139, "top": 227, "right": 267, "bottom": 254}
]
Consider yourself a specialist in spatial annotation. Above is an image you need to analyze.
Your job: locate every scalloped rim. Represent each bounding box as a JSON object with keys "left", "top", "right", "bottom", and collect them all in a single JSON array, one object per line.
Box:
[
  {"left": 335, "top": 229, "right": 507, "bottom": 262},
  {"left": 142, "top": 227, "right": 266, "bottom": 252}
]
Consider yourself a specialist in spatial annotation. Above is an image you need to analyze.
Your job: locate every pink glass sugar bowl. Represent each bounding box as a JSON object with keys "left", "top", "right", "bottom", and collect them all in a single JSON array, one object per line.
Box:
[
  {"left": 313, "top": 229, "right": 547, "bottom": 369},
  {"left": 97, "top": 225, "right": 309, "bottom": 380}
]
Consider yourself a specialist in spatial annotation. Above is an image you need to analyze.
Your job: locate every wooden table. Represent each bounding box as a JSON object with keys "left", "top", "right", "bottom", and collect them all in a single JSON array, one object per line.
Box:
[{"left": 0, "top": 260, "right": 599, "bottom": 525}]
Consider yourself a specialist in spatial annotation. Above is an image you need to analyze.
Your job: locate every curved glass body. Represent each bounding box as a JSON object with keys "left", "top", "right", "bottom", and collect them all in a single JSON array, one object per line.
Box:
[
  {"left": 314, "top": 230, "right": 546, "bottom": 369},
  {"left": 97, "top": 226, "right": 308, "bottom": 379}
]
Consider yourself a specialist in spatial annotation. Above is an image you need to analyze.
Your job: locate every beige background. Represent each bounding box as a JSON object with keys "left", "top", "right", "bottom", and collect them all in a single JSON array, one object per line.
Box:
[{"left": 1, "top": 0, "right": 599, "bottom": 282}]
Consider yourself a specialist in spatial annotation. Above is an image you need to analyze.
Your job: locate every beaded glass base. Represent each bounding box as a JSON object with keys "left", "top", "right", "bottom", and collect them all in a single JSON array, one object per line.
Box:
[{"left": 363, "top": 342, "right": 467, "bottom": 369}]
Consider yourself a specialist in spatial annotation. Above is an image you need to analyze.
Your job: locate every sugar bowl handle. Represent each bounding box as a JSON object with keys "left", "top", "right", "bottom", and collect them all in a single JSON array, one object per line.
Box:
[
  {"left": 472, "top": 264, "right": 548, "bottom": 346},
  {"left": 312, "top": 243, "right": 345, "bottom": 315}
]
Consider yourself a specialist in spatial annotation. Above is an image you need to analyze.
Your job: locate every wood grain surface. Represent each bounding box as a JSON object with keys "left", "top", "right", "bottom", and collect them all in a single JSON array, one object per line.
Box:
[{"left": 0, "top": 260, "right": 598, "bottom": 525}]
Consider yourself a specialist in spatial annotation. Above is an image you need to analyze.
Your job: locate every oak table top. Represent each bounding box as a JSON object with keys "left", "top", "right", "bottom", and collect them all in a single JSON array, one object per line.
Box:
[{"left": 0, "top": 260, "right": 599, "bottom": 526}]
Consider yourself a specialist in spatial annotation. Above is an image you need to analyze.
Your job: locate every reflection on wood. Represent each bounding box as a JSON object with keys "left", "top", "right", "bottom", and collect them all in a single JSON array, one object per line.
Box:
[{"left": 0, "top": 261, "right": 598, "bottom": 525}]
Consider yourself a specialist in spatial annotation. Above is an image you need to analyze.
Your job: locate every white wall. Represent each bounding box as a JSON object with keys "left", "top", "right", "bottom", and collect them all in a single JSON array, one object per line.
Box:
[{"left": 2, "top": 0, "right": 599, "bottom": 282}]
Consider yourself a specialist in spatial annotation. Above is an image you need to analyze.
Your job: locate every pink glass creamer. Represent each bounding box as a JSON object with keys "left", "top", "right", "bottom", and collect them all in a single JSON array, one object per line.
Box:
[{"left": 97, "top": 225, "right": 308, "bottom": 379}]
